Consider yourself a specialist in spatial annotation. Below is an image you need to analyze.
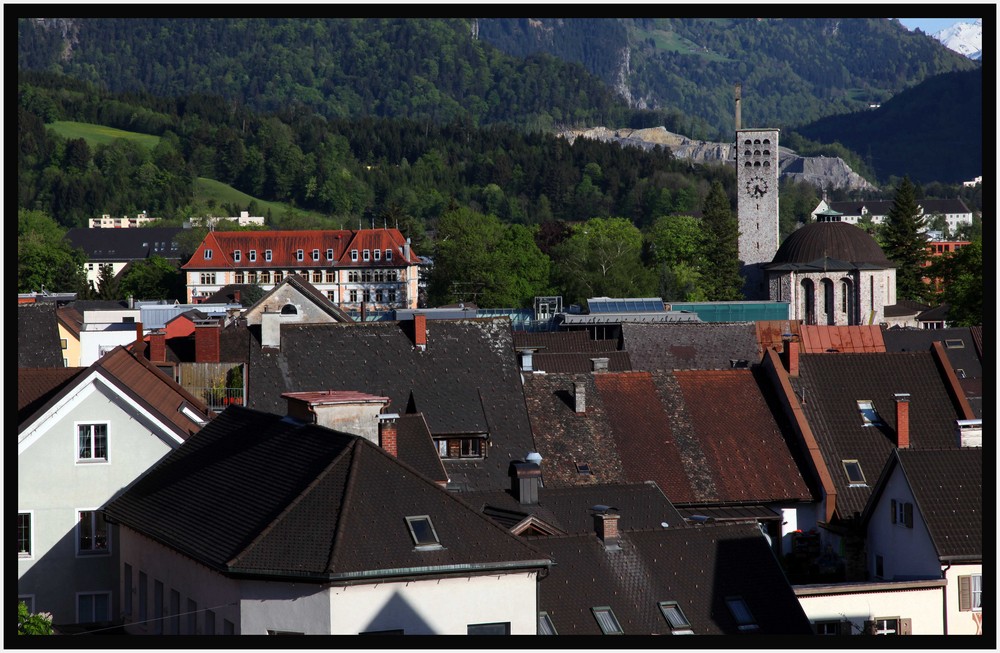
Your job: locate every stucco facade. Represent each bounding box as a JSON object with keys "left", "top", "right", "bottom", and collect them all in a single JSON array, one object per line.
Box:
[
  {"left": 117, "top": 526, "right": 540, "bottom": 635},
  {"left": 795, "top": 580, "right": 946, "bottom": 635},
  {"left": 18, "top": 376, "right": 186, "bottom": 625}
]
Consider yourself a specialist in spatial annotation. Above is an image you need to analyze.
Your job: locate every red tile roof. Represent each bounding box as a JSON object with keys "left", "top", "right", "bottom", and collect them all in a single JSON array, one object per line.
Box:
[
  {"left": 181, "top": 229, "right": 418, "bottom": 270},
  {"left": 798, "top": 325, "right": 886, "bottom": 353}
]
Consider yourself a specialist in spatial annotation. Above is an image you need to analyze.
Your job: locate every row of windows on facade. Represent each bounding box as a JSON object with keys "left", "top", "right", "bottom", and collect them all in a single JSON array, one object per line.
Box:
[
  {"left": 18, "top": 510, "right": 110, "bottom": 560},
  {"left": 197, "top": 269, "right": 402, "bottom": 286},
  {"left": 205, "top": 247, "right": 396, "bottom": 263}
]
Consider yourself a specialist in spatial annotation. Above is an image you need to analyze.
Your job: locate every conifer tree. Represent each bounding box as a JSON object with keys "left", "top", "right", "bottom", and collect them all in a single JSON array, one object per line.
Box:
[
  {"left": 881, "top": 177, "right": 930, "bottom": 302},
  {"left": 699, "top": 181, "right": 743, "bottom": 300}
]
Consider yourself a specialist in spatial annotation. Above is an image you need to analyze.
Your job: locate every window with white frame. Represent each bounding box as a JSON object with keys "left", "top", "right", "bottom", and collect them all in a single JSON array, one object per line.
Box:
[
  {"left": 385, "top": 248, "right": 392, "bottom": 261},
  {"left": 265, "top": 249, "right": 272, "bottom": 262},
  {"left": 374, "top": 248, "right": 381, "bottom": 261},
  {"left": 18, "top": 512, "right": 32, "bottom": 557},
  {"left": 77, "top": 423, "right": 108, "bottom": 461},
  {"left": 405, "top": 515, "right": 442, "bottom": 550},
  {"left": 890, "top": 499, "right": 914, "bottom": 528},
  {"left": 857, "top": 400, "right": 883, "bottom": 426},
  {"left": 312, "top": 249, "right": 320, "bottom": 261},
  {"left": 815, "top": 621, "right": 842, "bottom": 635},
  {"left": 249, "top": 249, "right": 257, "bottom": 262},
  {"left": 78, "top": 510, "right": 110, "bottom": 554},
  {"left": 363, "top": 249, "right": 370, "bottom": 261},
  {"left": 842, "top": 459, "right": 866, "bottom": 486},
  {"left": 204, "top": 249, "right": 213, "bottom": 260},
  {"left": 78, "top": 592, "right": 111, "bottom": 623},
  {"left": 872, "top": 617, "right": 898, "bottom": 635},
  {"left": 326, "top": 248, "right": 334, "bottom": 261},
  {"left": 959, "top": 574, "right": 982, "bottom": 612},
  {"left": 351, "top": 249, "right": 358, "bottom": 261},
  {"left": 296, "top": 249, "right": 304, "bottom": 261},
  {"left": 200, "top": 273, "right": 216, "bottom": 285},
  {"left": 233, "top": 250, "right": 241, "bottom": 262}
]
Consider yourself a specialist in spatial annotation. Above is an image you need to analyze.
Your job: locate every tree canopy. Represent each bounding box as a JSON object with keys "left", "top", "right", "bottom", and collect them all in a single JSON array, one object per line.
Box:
[{"left": 881, "top": 177, "right": 931, "bottom": 303}]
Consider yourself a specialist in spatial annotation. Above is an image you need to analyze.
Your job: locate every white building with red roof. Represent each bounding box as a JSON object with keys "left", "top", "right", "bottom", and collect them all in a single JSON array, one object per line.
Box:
[{"left": 180, "top": 228, "right": 420, "bottom": 309}]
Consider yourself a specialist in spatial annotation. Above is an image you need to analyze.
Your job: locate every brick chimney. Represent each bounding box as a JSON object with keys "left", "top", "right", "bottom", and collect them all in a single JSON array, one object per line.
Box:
[
  {"left": 574, "top": 381, "right": 586, "bottom": 413},
  {"left": 894, "top": 393, "right": 910, "bottom": 448},
  {"left": 149, "top": 330, "right": 166, "bottom": 363},
  {"left": 194, "top": 321, "right": 220, "bottom": 363},
  {"left": 234, "top": 289, "right": 241, "bottom": 304},
  {"left": 592, "top": 507, "right": 621, "bottom": 550},
  {"left": 786, "top": 340, "right": 800, "bottom": 377},
  {"left": 378, "top": 413, "right": 400, "bottom": 457},
  {"left": 413, "top": 313, "right": 427, "bottom": 351}
]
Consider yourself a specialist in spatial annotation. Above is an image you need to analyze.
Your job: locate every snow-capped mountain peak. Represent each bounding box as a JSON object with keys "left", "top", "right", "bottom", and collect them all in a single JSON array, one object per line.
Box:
[{"left": 934, "top": 19, "right": 982, "bottom": 60}]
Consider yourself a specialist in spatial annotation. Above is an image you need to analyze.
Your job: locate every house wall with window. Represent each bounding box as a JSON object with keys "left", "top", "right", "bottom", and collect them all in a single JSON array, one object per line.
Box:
[
  {"left": 117, "top": 524, "right": 538, "bottom": 635},
  {"left": 56, "top": 321, "right": 80, "bottom": 367},
  {"left": 794, "top": 581, "right": 945, "bottom": 635},
  {"left": 944, "top": 563, "right": 983, "bottom": 635},
  {"left": 865, "top": 467, "right": 941, "bottom": 581},
  {"left": 17, "top": 377, "right": 184, "bottom": 625}
]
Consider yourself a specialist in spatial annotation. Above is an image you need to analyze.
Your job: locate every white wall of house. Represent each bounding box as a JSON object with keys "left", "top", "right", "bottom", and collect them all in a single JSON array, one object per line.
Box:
[
  {"left": 795, "top": 582, "right": 945, "bottom": 635},
  {"left": 944, "top": 563, "right": 983, "bottom": 635},
  {"left": 118, "top": 527, "right": 242, "bottom": 635},
  {"left": 18, "top": 378, "right": 183, "bottom": 625},
  {"left": 244, "top": 286, "right": 337, "bottom": 327},
  {"left": 79, "top": 325, "right": 142, "bottom": 367},
  {"left": 120, "top": 522, "right": 539, "bottom": 635},
  {"left": 866, "top": 468, "right": 943, "bottom": 580}
]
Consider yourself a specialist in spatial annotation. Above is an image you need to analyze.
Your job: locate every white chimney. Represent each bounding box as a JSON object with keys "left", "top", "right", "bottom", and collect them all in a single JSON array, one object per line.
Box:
[
  {"left": 957, "top": 419, "right": 982, "bottom": 448},
  {"left": 574, "top": 381, "right": 586, "bottom": 413},
  {"left": 590, "top": 357, "right": 609, "bottom": 372}
]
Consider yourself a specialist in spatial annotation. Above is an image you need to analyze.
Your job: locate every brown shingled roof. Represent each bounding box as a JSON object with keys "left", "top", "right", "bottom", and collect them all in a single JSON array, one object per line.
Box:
[{"left": 17, "top": 367, "right": 88, "bottom": 424}]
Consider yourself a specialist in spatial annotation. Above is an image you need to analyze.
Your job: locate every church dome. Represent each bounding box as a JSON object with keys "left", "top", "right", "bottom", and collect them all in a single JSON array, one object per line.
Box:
[{"left": 771, "top": 221, "right": 891, "bottom": 266}]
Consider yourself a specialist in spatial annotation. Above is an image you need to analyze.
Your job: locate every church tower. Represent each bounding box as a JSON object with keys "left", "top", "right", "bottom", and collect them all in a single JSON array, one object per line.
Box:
[{"left": 734, "top": 84, "right": 780, "bottom": 299}]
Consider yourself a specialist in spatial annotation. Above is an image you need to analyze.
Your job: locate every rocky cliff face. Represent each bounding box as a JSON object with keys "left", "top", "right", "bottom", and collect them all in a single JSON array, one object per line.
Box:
[{"left": 559, "top": 126, "right": 877, "bottom": 192}]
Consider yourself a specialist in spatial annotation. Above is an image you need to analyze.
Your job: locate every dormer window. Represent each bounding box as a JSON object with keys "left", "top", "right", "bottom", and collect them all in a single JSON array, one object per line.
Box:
[
  {"left": 233, "top": 250, "right": 241, "bottom": 262},
  {"left": 374, "top": 249, "right": 381, "bottom": 261},
  {"left": 326, "top": 248, "right": 334, "bottom": 261},
  {"left": 204, "top": 249, "right": 213, "bottom": 260},
  {"left": 249, "top": 250, "right": 256, "bottom": 262},
  {"left": 312, "top": 249, "right": 320, "bottom": 261},
  {"left": 405, "top": 515, "right": 442, "bottom": 550},
  {"left": 351, "top": 249, "right": 358, "bottom": 262},
  {"left": 385, "top": 249, "right": 392, "bottom": 261},
  {"left": 265, "top": 249, "right": 272, "bottom": 262},
  {"left": 363, "top": 249, "right": 370, "bottom": 261},
  {"left": 296, "top": 249, "right": 304, "bottom": 262}
]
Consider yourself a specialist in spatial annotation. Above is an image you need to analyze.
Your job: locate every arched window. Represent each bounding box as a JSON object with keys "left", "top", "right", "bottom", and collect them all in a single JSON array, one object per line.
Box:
[
  {"left": 745, "top": 161, "right": 753, "bottom": 167},
  {"left": 280, "top": 304, "right": 297, "bottom": 315},
  {"left": 801, "top": 279, "right": 815, "bottom": 325},
  {"left": 841, "top": 278, "right": 854, "bottom": 325},
  {"left": 822, "top": 279, "right": 835, "bottom": 325}
]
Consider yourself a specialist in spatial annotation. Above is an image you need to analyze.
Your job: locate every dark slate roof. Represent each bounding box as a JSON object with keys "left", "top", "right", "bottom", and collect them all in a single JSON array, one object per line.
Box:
[
  {"left": 532, "top": 350, "right": 632, "bottom": 373},
  {"left": 243, "top": 318, "right": 537, "bottom": 492},
  {"left": 17, "top": 303, "right": 64, "bottom": 367},
  {"left": 103, "top": 406, "right": 548, "bottom": 580},
  {"left": 896, "top": 448, "right": 982, "bottom": 560},
  {"left": 64, "top": 227, "right": 184, "bottom": 261},
  {"left": 536, "top": 521, "right": 813, "bottom": 635},
  {"left": 465, "top": 482, "right": 689, "bottom": 535},
  {"left": 827, "top": 198, "right": 971, "bottom": 217},
  {"left": 521, "top": 370, "right": 814, "bottom": 506},
  {"left": 622, "top": 322, "right": 761, "bottom": 371},
  {"left": 396, "top": 413, "right": 448, "bottom": 486},
  {"left": 884, "top": 299, "right": 932, "bottom": 317},
  {"left": 512, "top": 330, "right": 619, "bottom": 353},
  {"left": 769, "top": 221, "right": 891, "bottom": 266},
  {"left": 794, "top": 352, "right": 966, "bottom": 519},
  {"left": 882, "top": 327, "right": 983, "bottom": 412},
  {"left": 17, "top": 367, "right": 88, "bottom": 424}
]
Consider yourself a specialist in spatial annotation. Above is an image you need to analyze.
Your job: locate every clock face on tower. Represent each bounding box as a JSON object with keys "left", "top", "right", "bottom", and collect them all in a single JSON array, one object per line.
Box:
[{"left": 745, "top": 175, "right": 769, "bottom": 198}]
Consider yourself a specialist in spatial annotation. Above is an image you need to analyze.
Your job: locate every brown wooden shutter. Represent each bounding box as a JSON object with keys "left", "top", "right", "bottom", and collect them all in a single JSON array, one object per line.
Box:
[
  {"left": 959, "top": 575, "right": 971, "bottom": 611},
  {"left": 898, "top": 618, "right": 912, "bottom": 635},
  {"left": 891, "top": 499, "right": 897, "bottom": 523},
  {"left": 903, "top": 502, "right": 913, "bottom": 528}
]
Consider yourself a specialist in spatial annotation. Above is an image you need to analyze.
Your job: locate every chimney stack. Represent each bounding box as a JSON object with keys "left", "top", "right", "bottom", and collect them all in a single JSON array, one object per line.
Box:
[
  {"left": 894, "top": 393, "right": 910, "bottom": 448},
  {"left": 149, "top": 330, "right": 166, "bottom": 363},
  {"left": 195, "top": 321, "right": 221, "bottom": 363},
  {"left": 786, "top": 340, "right": 800, "bottom": 377},
  {"left": 574, "top": 381, "right": 586, "bottom": 413},
  {"left": 510, "top": 461, "right": 541, "bottom": 505},
  {"left": 592, "top": 507, "right": 621, "bottom": 550},
  {"left": 413, "top": 313, "right": 427, "bottom": 351},
  {"left": 519, "top": 348, "right": 536, "bottom": 372},
  {"left": 134, "top": 321, "right": 144, "bottom": 347},
  {"left": 590, "top": 357, "right": 609, "bottom": 372},
  {"left": 379, "top": 413, "right": 400, "bottom": 457},
  {"left": 956, "top": 419, "right": 982, "bottom": 448}
]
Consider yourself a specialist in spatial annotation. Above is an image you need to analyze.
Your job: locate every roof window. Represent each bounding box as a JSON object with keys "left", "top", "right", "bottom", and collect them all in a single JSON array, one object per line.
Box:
[
  {"left": 296, "top": 249, "right": 304, "bottom": 262},
  {"left": 659, "top": 601, "right": 693, "bottom": 634},
  {"left": 374, "top": 249, "right": 381, "bottom": 261},
  {"left": 592, "top": 607, "right": 623, "bottom": 635},
  {"left": 725, "top": 596, "right": 758, "bottom": 631},
  {"left": 576, "top": 462, "right": 592, "bottom": 475},
  {"left": 351, "top": 249, "right": 358, "bottom": 262},
  {"left": 857, "top": 400, "right": 883, "bottom": 427},
  {"left": 265, "top": 249, "right": 272, "bottom": 262},
  {"left": 312, "top": 249, "right": 320, "bottom": 261},
  {"left": 363, "top": 249, "right": 371, "bottom": 261},
  {"left": 538, "top": 612, "right": 557, "bottom": 635},
  {"left": 405, "top": 515, "right": 442, "bottom": 550},
  {"left": 233, "top": 250, "right": 241, "bottom": 262},
  {"left": 944, "top": 339, "right": 965, "bottom": 349},
  {"left": 326, "top": 248, "right": 334, "bottom": 261},
  {"left": 385, "top": 249, "right": 393, "bottom": 261},
  {"left": 204, "top": 249, "right": 213, "bottom": 260},
  {"left": 842, "top": 459, "right": 866, "bottom": 486},
  {"left": 249, "top": 249, "right": 256, "bottom": 262}
]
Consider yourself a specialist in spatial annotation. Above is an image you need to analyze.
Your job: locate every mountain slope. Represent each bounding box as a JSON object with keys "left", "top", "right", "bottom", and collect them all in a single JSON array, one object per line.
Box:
[{"left": 934, "top": 19, "right": 982, "bottom": 60}]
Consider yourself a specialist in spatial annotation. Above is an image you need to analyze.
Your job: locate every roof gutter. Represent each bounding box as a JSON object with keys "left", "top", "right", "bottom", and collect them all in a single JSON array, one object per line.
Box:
[{"left": 225, "top": 558, "right": 553, "bottom": 584}]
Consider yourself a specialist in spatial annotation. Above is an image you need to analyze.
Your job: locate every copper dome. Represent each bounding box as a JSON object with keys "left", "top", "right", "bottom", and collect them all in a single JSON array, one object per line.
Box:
[{"left": 771, "top": 222, "right": 891, "bottom": 266}]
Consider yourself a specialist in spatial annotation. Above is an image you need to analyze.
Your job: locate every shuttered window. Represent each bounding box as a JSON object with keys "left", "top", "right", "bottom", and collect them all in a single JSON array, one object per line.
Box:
[{"left": 960, "top": 575, "right": 982, "bottom": 612}]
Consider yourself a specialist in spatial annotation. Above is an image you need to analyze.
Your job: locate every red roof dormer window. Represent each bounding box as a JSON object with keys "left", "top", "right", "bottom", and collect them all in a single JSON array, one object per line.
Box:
[
  {"left": 265, "top": 249, "right": 272, "bottom": 262},
  {"left": 249, "top": 250, "right": 257, "bottom": 262},
  {"left": 204, "top": 249, "right": 213, "bottom": 260},
  {"left": 363, "top": 249, "right": 370, "bottom": 261},
  {"left": 296, "top": 249, "right": 304, "bottom": 262},
  {"left": 234, "top": 250, "right": 241, "bottom": 262},
  {"left": 312, "top": 249, "right": 320, "bottom": 261},
  {"left": 386, "top": 249, "right": 392, "bottom": 261},
  {"left": 374, "top": 249, "right": 381, "bottom": 261},
  {"left": 351, "top": 250, "right": 358, "bottom": 262},
  {"left": 326, "top": 248, "right": 334, "bottom": 261}
]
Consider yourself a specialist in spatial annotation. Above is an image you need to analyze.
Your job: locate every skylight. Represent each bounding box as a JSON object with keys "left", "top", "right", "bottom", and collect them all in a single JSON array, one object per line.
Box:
[
  {"left": 538, "top": 612, "right": 557, "bottom": 635},
  {"left": 857, "top": 400, "right": 883, "bottom": 427},
  {"left": 842, "top": 460, "right": 866, "bottom": 486},
  {"left": 576, "top": 462, "right": 592, "bottom": 475},
  {"left": 405, "top": 515, "right": 442, "bottom": 550},
  {"left": 659, "top": 601, "right": 694, "bottom": 634},
  {"left": 945, "top": 339, "right": 965, "bottom": 349},
  {"left": 592, "top": 607, "right": 623, "bottom": 635},
  {"left": 725, "top": 596, "right": 758, "bottom": 631}
]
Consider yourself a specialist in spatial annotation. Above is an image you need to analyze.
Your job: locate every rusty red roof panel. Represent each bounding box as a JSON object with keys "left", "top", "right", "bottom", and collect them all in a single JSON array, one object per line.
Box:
[{"left": 800, "top": 325, "right": 885, "bottom": 353}]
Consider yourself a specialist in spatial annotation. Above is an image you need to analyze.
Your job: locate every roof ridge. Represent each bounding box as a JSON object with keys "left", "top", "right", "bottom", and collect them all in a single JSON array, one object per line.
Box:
[{"left": 324, "top": 438, "right": 365, "bottom": 573}]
